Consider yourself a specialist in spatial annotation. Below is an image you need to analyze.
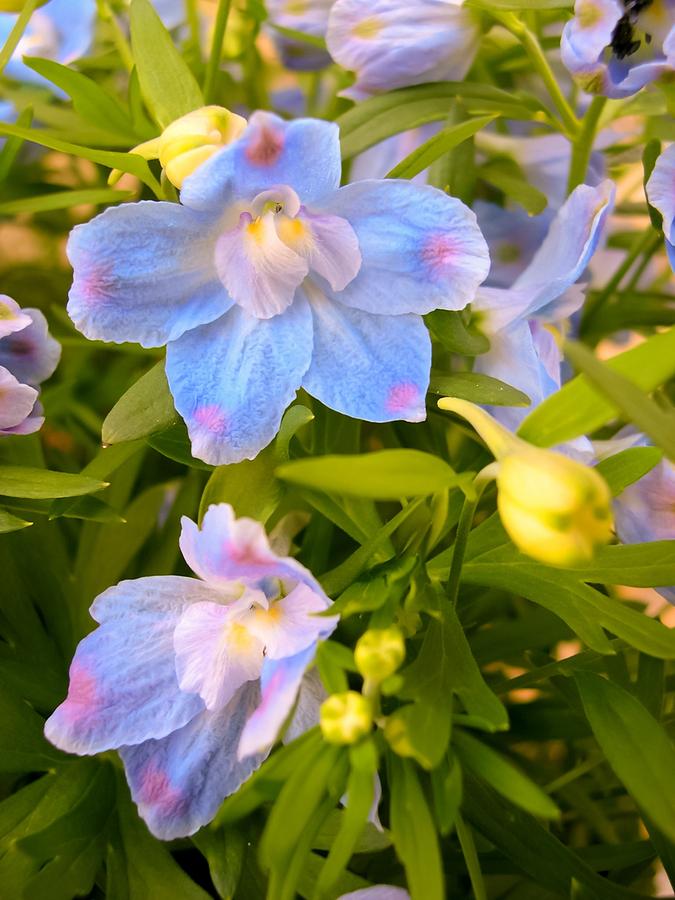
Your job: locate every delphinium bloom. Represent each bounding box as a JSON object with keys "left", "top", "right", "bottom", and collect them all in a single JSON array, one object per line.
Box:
[
  {"left": 266, "top": 0, "right": 333, "bottom": 70},
  {"left": 325, "top": 0, "right": 482, "bottom": 100},
  {"left": 474, "top": 202, "right": 552, "bottom": 289},
  {"left": 471, "top": 181, "right": 615, "bottom": 428},
  {"left": 561, "top": 0, "right": 675, "bottom": 97},
  {"left": 67, "top": 111, "right": 490, "bottom": 465},
  {"left": 46, "top": 503, "right": 337, "bottom": 839},
  {"left": 0, "top": 0, "right": 96, "bottom": 89},
  {"left": 598, "top": 431, "right": 675, "bottom": 602},
  {"left": 0, "top": 295, "right": 60, "bottom": 435},
  {"left": 646, "top": 143, "right": 675, "bottom": 271}
]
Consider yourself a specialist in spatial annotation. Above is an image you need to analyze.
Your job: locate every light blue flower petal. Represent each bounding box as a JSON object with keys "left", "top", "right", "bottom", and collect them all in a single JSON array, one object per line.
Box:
[
  {"left": 0, "top": 295, "right": 31, "bottom": 338},
  {"left": 151, "top": 0, "right": 186, "bottom": 30},
  {"left": 613, "top": 457, "right": 675, "bottom": 603},
  {"left": 475, "top": 202, "right": 552, "bottom": 288},
  {"left": 302, "top": 284, "right": 430, "bottom": 422},
  {"left": 120, "top": 681, "right": 265, "bottom": 840},
  {"left": 326, "top": 0, "right": 481, "bottom": 100},
  {"left": 181, "top": 111, "right": 341, "bottom": 212},
  {"left": 474, "top": 319, "right": 554, "bottom": 430},
  {"left": 646, "top": 143, "right": 675, "bottom": 246},
  {"left": 1, "top": 0, "right": 96, "bottom": 88},
  {"left": 44, "top": 576, "right": 219, "bottom": 755},
  {"left": 0, "top": 365, "right": 38, "bottom": 432},
  {"left": 0, "top": 308, "right": 60, "bottom": 386},
  {"left": 165, "top": 298, "right": 313, "bottom": 465},
  {"left": 179, "top": 503, "right": 329, "bottom": 597},
  {"left": 238, "top": 645, "right": 317, "bottom": 758},
  {"left": 67, "top": 201, "right": 230, "bottom": 349},
  {"left": 512, "top": 180, "right": 614, "bottom": 317},
  {"left": 320, "top": 180, "right": 489, "bottom": 316}
]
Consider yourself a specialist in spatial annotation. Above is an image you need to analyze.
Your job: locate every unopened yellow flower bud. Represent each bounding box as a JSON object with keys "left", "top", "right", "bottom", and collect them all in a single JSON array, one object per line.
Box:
[
  {"left": 496, "top": 449, "right": 613, "bottom": 566},
  {"left": 320, "top": 691, "right": 373, "bottom": 745},
  {"left": 354, "top": 627, "right": 405, "bottom": 682},
  {"left": 128, "top": 106, "right": 247, "bottom": 188},
  {"left": 437, "top": 397, "right": 613, "bottom": 567}
]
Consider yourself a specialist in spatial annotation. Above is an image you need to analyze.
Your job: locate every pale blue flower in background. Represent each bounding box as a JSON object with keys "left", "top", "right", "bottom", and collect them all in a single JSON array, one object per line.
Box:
[
  {"left": 646, "top": 142, "right": 675, "bottom": 271},
  {"left": 474, "top": 202, "right": 553, "bottom": 289},
  {"left": 0, "top": 0, "right": 96, "bottom": 88},
  {"left": 45, "top": 503, "right": 337, "bottom": 839},
  {"left": 471, "top": 181, "right": 615, "bottom": 429},
  {"left": 66, "top": 111, "right": 489, "bottom": 465},
  {"left": 561, "top": 0, "right": 675, "bottom": 98},
  {"left": 0, "top": 295, "right": 61, "bottom": 436},
  {"left": 266, "top": 0, "right": 333, "bottom": 70},
  {"left": 326, "top": 0, "right": 482, "bottom": 100}
]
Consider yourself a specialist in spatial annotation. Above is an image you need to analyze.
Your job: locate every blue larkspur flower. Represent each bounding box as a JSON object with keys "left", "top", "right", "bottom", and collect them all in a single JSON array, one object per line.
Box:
[
  {"left": 266, "top": 0, "right": 333, "bottom": 70},
  {"left": 45, "top": 503, "right": 336, "bottom": 839},
  {"left": 0, "top": 0, "right": 96, "bottom": 89},
  {"left": 326, "top": 0, "right": 482, "bottom": 100},
  {"left": 471, "top": 181, "right": 615, "bottom": 429},
  {"left": 561, "top": 0, "right": 675, "bottom": 98},
  {"left": 0, "top": 295, "right": 61, "bottom": 436},
  {"left": 646, "top": 143, "right": 675, "bottom": 271},
  {"left": 66, "top": 111, "right": 490, "bottom": 465}
]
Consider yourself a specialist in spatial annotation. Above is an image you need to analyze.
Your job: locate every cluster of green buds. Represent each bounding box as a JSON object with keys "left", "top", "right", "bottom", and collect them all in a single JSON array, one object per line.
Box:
[
  {"left": 320, "top": 627, "right": 406, "bottom": 745},
  {"left": 118, "top": 105, "right": 247, "bottom": 189},
  {"left": 438, "top": 397, "right": 613, "bottom": 566}
]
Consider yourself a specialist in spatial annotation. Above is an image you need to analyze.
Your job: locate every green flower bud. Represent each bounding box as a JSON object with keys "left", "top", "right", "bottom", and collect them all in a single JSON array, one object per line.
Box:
[
  {"left": 127, "top": 106, "right": 247, "bottom": 188},
  {"left": 437, "top": 397, "right": 614, "bottom": 566},
  {"left": 496, "top": 449, "right": 613, "bottom": 566},
  {"left": 354, "top": 627, "right": 405, "bottom": 681},
  {"left": 320, "top": 691, "right": 373, "bottom": 745}
]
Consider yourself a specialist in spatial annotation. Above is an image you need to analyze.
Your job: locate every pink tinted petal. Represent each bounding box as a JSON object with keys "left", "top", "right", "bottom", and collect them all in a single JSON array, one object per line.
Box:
[
  {"left": 44, "top": 576, "right": 218, "bottom": 755},
  {"left": 247, "top": 582, "right": 335, "bottom": 659},
  {"left": 120, "top": 681, "right": 265, "bottom": 839},
  {"left": 0, "top": 366, "right": 38, "bottom": 431},
  {"left": 0, "top": 308, "right": 61, "bottom": 386},
  {"left": 215, "top": 211, "right": 308, "bottom": 319},
  {"left": 238, "top": 645, "right": 316, "bottom": 759},
  {"left": 173, "top": 600, "right": 265, "bottom": 711},
  {"left": 279, "top": 207, "right": 362, "bottom": 292},
  {"left": 0, "top": 294, "right": 31, "bottom": 339},
  {"left": 179, "top": 503, "right": 328, "bottom": 596}
]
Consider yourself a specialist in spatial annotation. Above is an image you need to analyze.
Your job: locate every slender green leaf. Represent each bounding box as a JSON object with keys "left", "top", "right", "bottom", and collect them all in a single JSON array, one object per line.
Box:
[
  {"left": 576, "top": 671, "right": 675, "bottom": 842},
  {"left": 0, "top": 507, "right": 32, "bottom": 532},
  {"left": 0, "top": 189, "right": 134, "bottom": 216},
  {"left": 454, "top": 730, "right": 560, "bottom": 819},
  {"left": 426, "top": 309, "right": 490, "bottom": 355},
  {"left": 595, "top": 446, "right": 663, "bottom": 496},
  {"left": 278, "top": 449, "right": 465, "bottom": 499},
  {"left": 130, "top": 0, "right": 203, "bottom": 127},
  {"left": 479, "top": 158, "right": 548, "bottom": 215},
  {"left": 565, "top": 340, "right": 675, "bottom": 460},
  {"left": 430, "top": 371, "right": 530, "bottom": 407},
  {"left": 519, "top": 328, "right": 675, "bottom": 446},
  {"left": 102, "top": 361, "right": 177, "bottom": 444},
  {"left": 387, "top": 116, "right": 497, "bottom": 180},
  {"left": 0, "top": 466, "right": 107, "bottom": 499}
]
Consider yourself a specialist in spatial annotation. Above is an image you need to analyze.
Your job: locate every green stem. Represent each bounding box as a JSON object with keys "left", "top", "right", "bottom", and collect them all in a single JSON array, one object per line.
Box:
[
  {"left": 185, "top": 0, "right": 201, "bottom": 54},
  {"left": 445, "top": 469, "right": 494, "bottom": 607},
  {"left": 495, "top": 12, "right": 579, "bottom": 136},
  {"left": 203, "top": 0, "right": 232, "bottom": 104},
  {"left": 567, "top": 95, "right": 607, "bottom": 194},
  {"left": 456, "top": 812, "right": 487, "bottom": 900},
  {"left": 97, "top": 0, "right": 134, "bottom": 72},
  {"left": 0, "top": 0, "right": 40, "bottom": 76},
  {"left": 581, "top": 229, "right": 661, "bottom": 332}
]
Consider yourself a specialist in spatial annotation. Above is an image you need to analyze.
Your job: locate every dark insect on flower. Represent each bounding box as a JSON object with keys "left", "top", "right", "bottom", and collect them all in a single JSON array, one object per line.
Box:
[{"left": 611, "top": 14, "right": 642, "bottom": 58}]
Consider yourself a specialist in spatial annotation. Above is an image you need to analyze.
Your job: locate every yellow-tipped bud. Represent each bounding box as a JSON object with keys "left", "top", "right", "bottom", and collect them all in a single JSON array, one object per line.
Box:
[
  {"left": 354, "top": 627, "right": 405, "bottom": 682},
  {"left": 437, "top": 397, "right": 614, "bottom": 566},
  {"left": 497, "top": 449, "right": 613, "bottom": 566},
  {"left": 320, "top": 691, "right": 373, "bottom": 745},
  {"left": 131, "top": 106, "right": 247, "bottom": 188}
]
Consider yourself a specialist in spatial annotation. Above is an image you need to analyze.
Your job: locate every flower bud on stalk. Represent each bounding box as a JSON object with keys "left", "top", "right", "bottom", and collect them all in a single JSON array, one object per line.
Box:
[
  {"left": 114, "top": 106, "right": 247, "bottom": 188},
  {"left": 354, "top": 627, "right": 405, "bottom": 683},
  {"left": 438, "top": 397, "right": 613, "bottom": 566},
  {"left": 320, "top": 691, "right": 373, "bottom": 745}
]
